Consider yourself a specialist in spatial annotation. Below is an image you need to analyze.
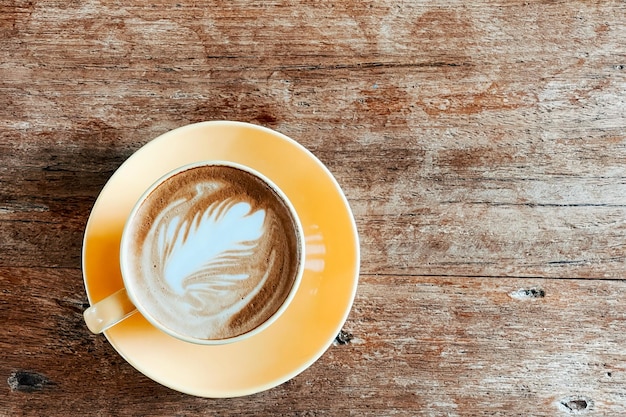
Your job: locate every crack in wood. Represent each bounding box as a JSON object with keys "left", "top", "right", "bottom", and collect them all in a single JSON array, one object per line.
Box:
[
  {"left": 443, "top": 200, "right": 626, "bottom": 208},
  {"left": 275, "top": 61, "right": 472, "bottom": 72}
]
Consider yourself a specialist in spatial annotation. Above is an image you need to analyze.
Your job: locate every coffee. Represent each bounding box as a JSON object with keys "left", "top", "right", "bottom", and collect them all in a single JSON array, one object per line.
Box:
[{"left": 121, "top": 164, "right": 302, "bottom": 341}]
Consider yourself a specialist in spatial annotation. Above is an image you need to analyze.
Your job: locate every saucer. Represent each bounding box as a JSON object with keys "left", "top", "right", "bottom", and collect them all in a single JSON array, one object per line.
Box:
[{"left": 82, "top": 121, "right": 360, "bottom": 397}]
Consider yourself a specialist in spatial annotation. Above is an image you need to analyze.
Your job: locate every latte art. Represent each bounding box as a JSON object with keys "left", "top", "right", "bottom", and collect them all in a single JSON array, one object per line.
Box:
[{"left": 124, "top": 165, "right": 301, "bottom": 340}]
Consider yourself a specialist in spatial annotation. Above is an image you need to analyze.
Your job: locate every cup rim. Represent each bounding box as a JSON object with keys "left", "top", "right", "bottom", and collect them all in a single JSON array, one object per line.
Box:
[{"left": 119, "top": 160, "right": 306, "bottom": 345}]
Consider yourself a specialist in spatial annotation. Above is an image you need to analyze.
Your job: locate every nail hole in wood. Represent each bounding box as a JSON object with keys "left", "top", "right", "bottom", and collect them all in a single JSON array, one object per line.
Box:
[
  {"left": 558, "top": 396, "right": 593, "bottom": 414},
  {"left": 509, "top": 288, "right": 545, "bottom": 300},
  {"left": 7, "top": 371, "right": 53, "bottom": 393},
  {"left": 334, "top": 330, "right": 353, "bottom": 345}
]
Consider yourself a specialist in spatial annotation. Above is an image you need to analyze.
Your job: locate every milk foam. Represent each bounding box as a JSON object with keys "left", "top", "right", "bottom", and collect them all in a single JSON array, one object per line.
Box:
[{"left": 125, "top": 165, "right": 300, "bottom": 340}]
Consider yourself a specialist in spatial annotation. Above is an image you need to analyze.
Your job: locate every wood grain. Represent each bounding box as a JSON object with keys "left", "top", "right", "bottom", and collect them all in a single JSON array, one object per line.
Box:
[
  {"left": 3, "top": 268, "right": 626, "bottom": 415},
  {"left": 2, "top": 0, "right": 626, "bottom": 415}
]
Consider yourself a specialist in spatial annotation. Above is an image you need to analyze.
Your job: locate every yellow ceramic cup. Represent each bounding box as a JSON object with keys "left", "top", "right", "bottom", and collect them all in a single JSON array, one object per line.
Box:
[{"left": 83, "top": 160, "right": 305, "bottom": 346}]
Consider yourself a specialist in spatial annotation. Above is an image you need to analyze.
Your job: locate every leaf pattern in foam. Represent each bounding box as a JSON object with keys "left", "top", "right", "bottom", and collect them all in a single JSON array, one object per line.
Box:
[{"left": 157, "top": 198, "right": 266, "bottom": 295}]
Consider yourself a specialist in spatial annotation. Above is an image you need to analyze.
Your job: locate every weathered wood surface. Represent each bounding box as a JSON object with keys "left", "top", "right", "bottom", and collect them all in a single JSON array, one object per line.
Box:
[{"left": 2, "top": 0, "right": 626, "bottom": 415}]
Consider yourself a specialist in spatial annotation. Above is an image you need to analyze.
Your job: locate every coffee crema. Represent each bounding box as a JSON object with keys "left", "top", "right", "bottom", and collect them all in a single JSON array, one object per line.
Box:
[{"left": 123, "top": 164, "right": 301, "bottom": 340}]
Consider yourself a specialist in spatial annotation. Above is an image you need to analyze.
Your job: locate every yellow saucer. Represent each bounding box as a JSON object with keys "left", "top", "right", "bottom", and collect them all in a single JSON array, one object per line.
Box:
[{"left": 82, "top": 121, "right": 360, "bottom": 397}]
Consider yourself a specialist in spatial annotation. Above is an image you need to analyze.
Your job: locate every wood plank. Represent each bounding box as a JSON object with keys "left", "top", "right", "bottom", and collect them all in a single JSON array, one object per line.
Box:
[
  {"left": 1, "top": 1, "right": 625, "bottom": 277},
  {"left": 3, "top": 268, "right": 626, "bottom": 415},
  {"left": 3, "top": 125, "right": 626, "bottom": 275}
]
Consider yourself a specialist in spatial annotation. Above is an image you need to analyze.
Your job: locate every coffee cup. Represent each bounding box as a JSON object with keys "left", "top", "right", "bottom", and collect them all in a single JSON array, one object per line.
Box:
[{"left": 83, "top": 160, "right": 305, "bottom": 345}]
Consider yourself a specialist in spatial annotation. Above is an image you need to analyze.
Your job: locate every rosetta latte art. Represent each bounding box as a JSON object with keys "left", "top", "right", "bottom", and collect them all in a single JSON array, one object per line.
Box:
[
  {"left": 125, "top": 165, "right": 300, "bottom": 340},
  {"left": 155, "top": 191, "right": 273, "bottom": 316}
]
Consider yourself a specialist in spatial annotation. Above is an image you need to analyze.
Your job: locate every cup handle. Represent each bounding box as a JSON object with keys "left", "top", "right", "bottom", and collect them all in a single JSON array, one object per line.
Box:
[{"left": 83, "top": 288, "right": 137, "bottom": 334}]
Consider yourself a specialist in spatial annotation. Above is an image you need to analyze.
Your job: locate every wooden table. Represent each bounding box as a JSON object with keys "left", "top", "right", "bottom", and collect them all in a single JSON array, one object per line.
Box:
[{"left": 2, "top": 1, "right": 626, "bottom": 415}]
